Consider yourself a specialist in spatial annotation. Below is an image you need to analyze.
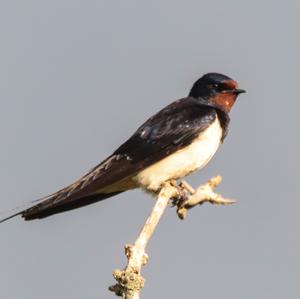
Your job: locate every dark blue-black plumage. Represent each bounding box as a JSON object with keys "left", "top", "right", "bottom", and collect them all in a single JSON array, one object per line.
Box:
[{"left": 0, "top": 73, "right": 243, "bottom": 222}]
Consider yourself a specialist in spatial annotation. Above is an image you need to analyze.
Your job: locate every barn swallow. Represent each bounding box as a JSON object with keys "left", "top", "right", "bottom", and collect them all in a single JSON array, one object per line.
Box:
[{"left": 0, "top": 73, "right": 245, "bottom": 222}]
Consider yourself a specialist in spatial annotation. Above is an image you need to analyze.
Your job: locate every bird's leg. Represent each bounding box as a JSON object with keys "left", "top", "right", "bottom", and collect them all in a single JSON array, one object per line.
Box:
[
  {"left": 179, "top": 180, "right": 195, "bottom": 194},
  {"left": 173, "top": 180, "right": 195, "bottom": 208},
  {"left": 170, "top": 180, "right": 192, "bottom": 207},
  {"left": 175, "top": 176, "right": 236, "bottom": 219}
]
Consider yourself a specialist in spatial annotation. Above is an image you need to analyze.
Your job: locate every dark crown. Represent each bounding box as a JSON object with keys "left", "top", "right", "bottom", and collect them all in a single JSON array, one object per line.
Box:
[{"left": 189, "top": 73, "right": 233, "bottom": 99}]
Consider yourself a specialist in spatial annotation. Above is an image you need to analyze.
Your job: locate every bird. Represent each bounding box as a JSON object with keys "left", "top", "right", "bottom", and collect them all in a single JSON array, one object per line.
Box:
[{"left": 0, "top": 73, "right": 245, "bottom": 223}]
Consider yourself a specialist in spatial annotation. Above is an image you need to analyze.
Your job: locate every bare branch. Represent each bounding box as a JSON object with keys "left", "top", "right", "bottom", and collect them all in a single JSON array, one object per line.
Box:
[
  {"left": 176, "top": 175, "right": 235, "bottom": 219},
  {"left": 109, "top": 182, "right": 178, "bottom": 299},
  {"left": 109, "top": 176, "right": 235, "bottom": 298}
]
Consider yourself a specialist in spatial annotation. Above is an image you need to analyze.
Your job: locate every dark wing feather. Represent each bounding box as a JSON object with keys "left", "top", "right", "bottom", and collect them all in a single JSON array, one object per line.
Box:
[
  {"left": 114, "top": 97, "right": 218, "bottom": 162},
  {"left": 21, "top": 97, "right": 218, "bottom": 220}
]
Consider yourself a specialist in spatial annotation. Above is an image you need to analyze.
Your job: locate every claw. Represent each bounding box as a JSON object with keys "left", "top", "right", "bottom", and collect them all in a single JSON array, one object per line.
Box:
[{"left": 170, "top": 181, "right": 192, "bottom": 207}]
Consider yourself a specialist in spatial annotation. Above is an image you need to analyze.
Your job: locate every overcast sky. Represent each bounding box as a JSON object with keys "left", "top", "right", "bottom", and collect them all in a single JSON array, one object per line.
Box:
[{"left": 1, "top": 1, "right": 299, "bottom": 299}]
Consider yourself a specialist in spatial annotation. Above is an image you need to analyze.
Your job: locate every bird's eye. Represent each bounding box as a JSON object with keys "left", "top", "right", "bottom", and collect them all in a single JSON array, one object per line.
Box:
[{"left": 208, "top": 83, "right": 222, "bottom": 90}]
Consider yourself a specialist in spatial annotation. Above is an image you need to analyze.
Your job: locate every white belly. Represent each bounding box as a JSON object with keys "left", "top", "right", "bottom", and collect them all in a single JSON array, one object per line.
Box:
[{"left": 134, "top": 117, "right": 223, "bottom": 191}]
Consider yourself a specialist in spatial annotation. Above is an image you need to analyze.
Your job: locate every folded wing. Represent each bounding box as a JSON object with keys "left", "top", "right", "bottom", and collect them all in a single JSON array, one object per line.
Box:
[{"left": 1, "top": 97, "right": 219, "bottom": 221}]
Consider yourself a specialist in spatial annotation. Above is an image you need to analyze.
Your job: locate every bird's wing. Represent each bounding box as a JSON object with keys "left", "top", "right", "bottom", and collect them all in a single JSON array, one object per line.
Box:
[{"left": 16, "top": 98, "right": 218, "bottom": 220}]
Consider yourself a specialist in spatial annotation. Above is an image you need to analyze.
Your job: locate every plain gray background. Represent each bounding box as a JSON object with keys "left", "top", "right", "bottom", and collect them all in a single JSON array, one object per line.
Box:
[{"left": 0, "top": 1, "right": 299, "bottom": 298}]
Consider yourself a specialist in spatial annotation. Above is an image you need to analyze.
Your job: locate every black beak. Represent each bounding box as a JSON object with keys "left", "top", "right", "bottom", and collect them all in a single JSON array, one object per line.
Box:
[
  {"left": 223, "top": 88, "right": 246, "bottom": 95},
  {"left": 232, "top": 88, "right": 246, "bottom": 94}
]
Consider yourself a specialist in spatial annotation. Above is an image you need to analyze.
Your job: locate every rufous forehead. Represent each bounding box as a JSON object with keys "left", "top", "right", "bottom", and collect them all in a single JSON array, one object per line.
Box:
[{"left": 223, "top": 79, "right": 238, "bottom": 89}]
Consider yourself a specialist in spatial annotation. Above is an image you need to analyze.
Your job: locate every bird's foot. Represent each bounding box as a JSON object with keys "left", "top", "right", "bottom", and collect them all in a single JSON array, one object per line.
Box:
[{"left": 170, "top": 180, "right": 192, "bottom": 207}]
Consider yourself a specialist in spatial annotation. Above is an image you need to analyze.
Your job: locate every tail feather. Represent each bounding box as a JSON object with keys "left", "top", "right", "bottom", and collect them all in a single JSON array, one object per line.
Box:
[
  {"left": 1, "top": 155, "right": 132, "bottom": 223},
  {"left": 0, "top": 197, "right": 46, "bottom": 223},
  {"left": 0, "top": 210, "right": 22, "bottom": 223},
  {"left": 22, "top": 191, "right": 122, "bottom": 220},
  {"left": 0, "top": 191, "right": 123, "bottom": 223}
]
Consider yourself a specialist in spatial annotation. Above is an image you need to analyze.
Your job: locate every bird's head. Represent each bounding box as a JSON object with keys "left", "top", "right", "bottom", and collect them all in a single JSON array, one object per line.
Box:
[{"left": 189, "top": 73, "right": 246, "bottom": 112}]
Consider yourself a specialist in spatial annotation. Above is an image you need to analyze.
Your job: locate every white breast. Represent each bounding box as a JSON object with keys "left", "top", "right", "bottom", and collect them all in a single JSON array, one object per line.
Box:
[{"left": 134, "top": 117, "right": 223, "bottom": 191}]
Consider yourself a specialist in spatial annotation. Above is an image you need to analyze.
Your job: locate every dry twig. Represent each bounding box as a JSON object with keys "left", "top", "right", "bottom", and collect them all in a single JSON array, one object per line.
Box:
[
  {"left": 109, "top": 176, "right": 234, "bottom": 298},
  {"left": 176, "top": 175, "right": 235, "bottom": 219}
]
